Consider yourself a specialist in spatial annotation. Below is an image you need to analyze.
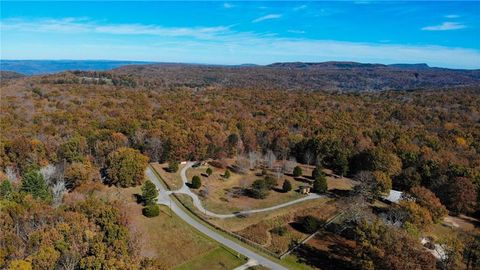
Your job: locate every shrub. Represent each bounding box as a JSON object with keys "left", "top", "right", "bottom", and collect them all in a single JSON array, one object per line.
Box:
[
  {"left": 293, "top": 166, "right": 303, "bottom": 177},
  {"left": 264, "top": 175, "right": 277, "bottom": 189},
  {"left": 301, "top": 215, "right": 320, "bottom": 234},
  {"left": 249, "top": 179, "right": 269, "bottom": 199},
  {"left": 282, "top": 179, "right": 292, "bottom": 192},
  {"left": 206, "top": 167, "right": 213, "bottom": 176},
  {"left": 224, "top": 169, "right": 231, "bottom": 179},
  {"left": 168, "top": 161, "right": 179, "bottom": 173},
  {"left": 271, "top": 226, "right": 287, "bottom": 236},
  {"left": 191, "top": 175, "right": 202, "bottom": 189},
  {"left": 142, "top": 204, "right": 160, "bottom": 217}
]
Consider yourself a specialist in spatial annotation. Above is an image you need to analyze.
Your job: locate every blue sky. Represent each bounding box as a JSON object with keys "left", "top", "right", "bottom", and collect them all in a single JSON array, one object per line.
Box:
[{"left": 1, "top": 1, "right": 479, "bottom": 68}]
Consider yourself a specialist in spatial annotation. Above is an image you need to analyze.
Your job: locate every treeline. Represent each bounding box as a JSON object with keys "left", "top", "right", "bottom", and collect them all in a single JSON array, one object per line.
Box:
[{"left": 2, "top": 75, "right": 479, "bottom": 213}]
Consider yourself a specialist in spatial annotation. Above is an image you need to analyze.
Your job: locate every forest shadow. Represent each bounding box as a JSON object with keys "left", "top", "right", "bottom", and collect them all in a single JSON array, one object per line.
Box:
[{"left": 293, "top": 243, "right": 355, "bottom": 270}]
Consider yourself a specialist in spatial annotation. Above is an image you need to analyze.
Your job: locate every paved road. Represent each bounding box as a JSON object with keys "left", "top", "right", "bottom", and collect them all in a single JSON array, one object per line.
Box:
[
  {"left": 172, "top": 162, "right": 324, "bottom": 219},
  {"left": 146, "top": 166, "right": 288, "bottom": 270}
]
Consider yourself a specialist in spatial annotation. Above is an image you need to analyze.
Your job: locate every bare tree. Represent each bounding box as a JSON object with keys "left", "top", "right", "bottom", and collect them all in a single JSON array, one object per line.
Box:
[
  {"left": 52, "top": 180, "right": 67, "bottom": 208},
  {"left": 265, "top": 150, "right": 276, "bottom": 169},
  {"left": 283, "top": 157, "right": 297, "bottom": 174},
  {"left": 146, "top": 137, "right": 163, "bottom": 162},
  {"left": 235, "top": 155, "right": 250, "bottom": 174},
  {"left": 41, "top": 164, "right": 57, "bottom": 186},
  {"left": 5, "top": 166, "right": 18, "bottom": 184},
  {"left": 274, "top": 165, "right": 283, "bottom": 181},
  {"left": 247, "top": 151, "right": 259, "bottom": 170},
  {"left": 304, "top": 150, "right": 313, "bottom": 165}
]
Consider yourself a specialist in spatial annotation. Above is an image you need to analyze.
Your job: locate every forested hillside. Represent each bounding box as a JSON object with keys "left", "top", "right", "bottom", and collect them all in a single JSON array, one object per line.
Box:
[
  {"left": 1, "top": 70, "right": 480, "bottom": 269},
  {"left": 111, "top": 62, "right": 480, "bottom": 91}
]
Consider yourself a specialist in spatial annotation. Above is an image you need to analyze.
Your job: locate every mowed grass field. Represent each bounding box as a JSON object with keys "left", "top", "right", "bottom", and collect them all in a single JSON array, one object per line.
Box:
[
  {"left": 185, "top": 161, "right": 305, "bottom": 214},
  {"left": 151, "top": 162, "right": 186, "bottom": 190},
  {"left": 185, "top": 159, "right": 357, "bottom": 214},
  {"left": 176, "top": 192, "right": 338, "bottom": 255},
  {"left": 94, "top": 185, "right": 245, "bottom": 269}
]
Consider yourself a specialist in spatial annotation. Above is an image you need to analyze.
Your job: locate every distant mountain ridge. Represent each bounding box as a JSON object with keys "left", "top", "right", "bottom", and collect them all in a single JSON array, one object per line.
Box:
[
  {"left": 110, "top": 61, "right": 479, "bottom": 91},
  {"left": 2, "top": 60, "right": 479, "bottom": 91},
  {"left": 0, "top": 60, "right": 155, "bottom": 75}
]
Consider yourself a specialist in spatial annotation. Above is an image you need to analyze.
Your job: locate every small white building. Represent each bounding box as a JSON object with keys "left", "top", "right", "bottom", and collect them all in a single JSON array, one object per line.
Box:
[{"left": 381, "top": 190, "right": 403, "bottom": 204}]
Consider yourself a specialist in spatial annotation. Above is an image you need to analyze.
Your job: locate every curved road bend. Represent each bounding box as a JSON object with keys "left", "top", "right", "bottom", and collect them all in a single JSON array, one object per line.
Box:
[
  {"left": 175, "top": 162, "right": 323, "bottom": 219},
  {"left": 146, "top": 167, "right": 288, "bottom": 270}
]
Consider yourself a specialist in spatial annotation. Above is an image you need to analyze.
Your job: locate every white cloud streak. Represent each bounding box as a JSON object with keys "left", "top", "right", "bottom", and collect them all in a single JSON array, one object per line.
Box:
[
  {"left": 422, "top": 22, "right": 466, "bottom": 31},
  {"left": 294, "top": 5, "right": 307, "bottom": 11},
  {"left": 252, "top": 14, "right": 282, "bottom": 23},
  {"left": 0, "top": 18, "right": 230, "bottom": 39},
  {"left": 223, "top": 3, "right": 235, "bottom": 9},
  {"left": 445, "top": 14, "right": 460, "bottom": 19}
]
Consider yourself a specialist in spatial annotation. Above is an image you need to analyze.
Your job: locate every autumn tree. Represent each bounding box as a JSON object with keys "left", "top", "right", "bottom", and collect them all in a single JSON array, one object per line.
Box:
[
  {"left": 409, "top": 186, "right": 447, "bottom": 223},
  {"left": 442, "top": 177, "right": 477, "bottom": 214},
  {"left": 105, "top": 147, "right": 149, "bottom": 187},
  {"left": 354, "top": 219, "right": 436, "bottom": 270},
  {"left": 59, "top": 134, "right": 87, "bottom": 163},
  {"left": 399, "top": 201, "right": 433, "bottom": 231},
  {"left": 372, "top": 171, "right": 392, "bottom": 195},
  {"left": 64, "top": 161, "right": 94, "bottom": 189}
]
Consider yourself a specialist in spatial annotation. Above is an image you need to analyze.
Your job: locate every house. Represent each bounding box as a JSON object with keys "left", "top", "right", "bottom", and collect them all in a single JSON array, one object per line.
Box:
[
  {"left": 381, "top": 189, "right": 403, "bottom": 204},
  {"left": 299, "top": 186, "right": 311, "bottom": 194}
]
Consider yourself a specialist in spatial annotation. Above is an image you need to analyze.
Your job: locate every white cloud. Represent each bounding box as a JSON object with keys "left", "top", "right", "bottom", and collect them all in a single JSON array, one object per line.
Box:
[
  {"left": 0, "top": 18, "right": 230, "bottom": 39},
  {"left": 223, "top": 3, "right": 235, "bottom": 9},
  {"left": 422, "top": 22, "right": 466, "bottom": 31},
  {"left": 252, "top": 14, "right": 282, "bottom": 23},
  {"left": 445, "top": 14, "right": 460, "bottom": 19},
  {"left": 294, "top": 5, "right": 307, "bottom": 11}
]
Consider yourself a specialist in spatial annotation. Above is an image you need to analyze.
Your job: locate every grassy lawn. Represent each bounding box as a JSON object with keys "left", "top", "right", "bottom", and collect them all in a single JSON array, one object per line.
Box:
[
  {"left": 175, "top": 247, "right": 246, "bottom": 270},
  {"left": 151, "top": 162, "right": 186, "bottom": 190},
  {"left": 186, "top": 161, "right": 310, "bottom": 214},
  {"left": 176, "top": 192, "right": 338, "bottom": 254},
  {"left": 93, "top": 185, "right": 245, "bottom": 269}
]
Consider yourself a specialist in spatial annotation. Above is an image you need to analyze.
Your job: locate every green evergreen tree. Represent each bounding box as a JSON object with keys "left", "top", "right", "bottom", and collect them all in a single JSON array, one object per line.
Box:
[
  {"left": 313, "top": 174, "right": 328, "bottom": 194},
  {"left": 282, "top": 179, "right": 292, "bottom": 192},
  {"left": 293, "top": 166, "right": 303, "bottom": 177},
  {"left": 206, "top": 167, "right": 213, "bottom": 176},
  {"left": 141, "top": 180, "right": 159, "bottom": 205},
  {"left": 21, "top": 170, "right": 51, "bottom": 201},
  {"left": 191, "top": 175, "right": 202, "bottom": 189},
  {"left": 312, "top": 164, "right": 324, "bottom": 179},
  {"left": 0, "top": 180, "right": 13, "bottom": 199}
]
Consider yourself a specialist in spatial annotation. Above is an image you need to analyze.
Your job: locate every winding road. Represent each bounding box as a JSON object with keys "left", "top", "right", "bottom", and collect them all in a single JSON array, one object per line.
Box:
[
  {"left": 146, "top": 162, "right": 324, "bottom": 269},
  {"left": 165, "top": 162, "right": 323, "bottom": 219},
  {"left": 145, "top": 166, "right": 288, "bottom": 270}
]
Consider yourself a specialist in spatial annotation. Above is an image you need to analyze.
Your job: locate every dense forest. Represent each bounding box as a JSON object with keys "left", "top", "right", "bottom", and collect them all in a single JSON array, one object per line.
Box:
[{"left": 1, "top": 68, "right": 480, "bottom": 269}]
